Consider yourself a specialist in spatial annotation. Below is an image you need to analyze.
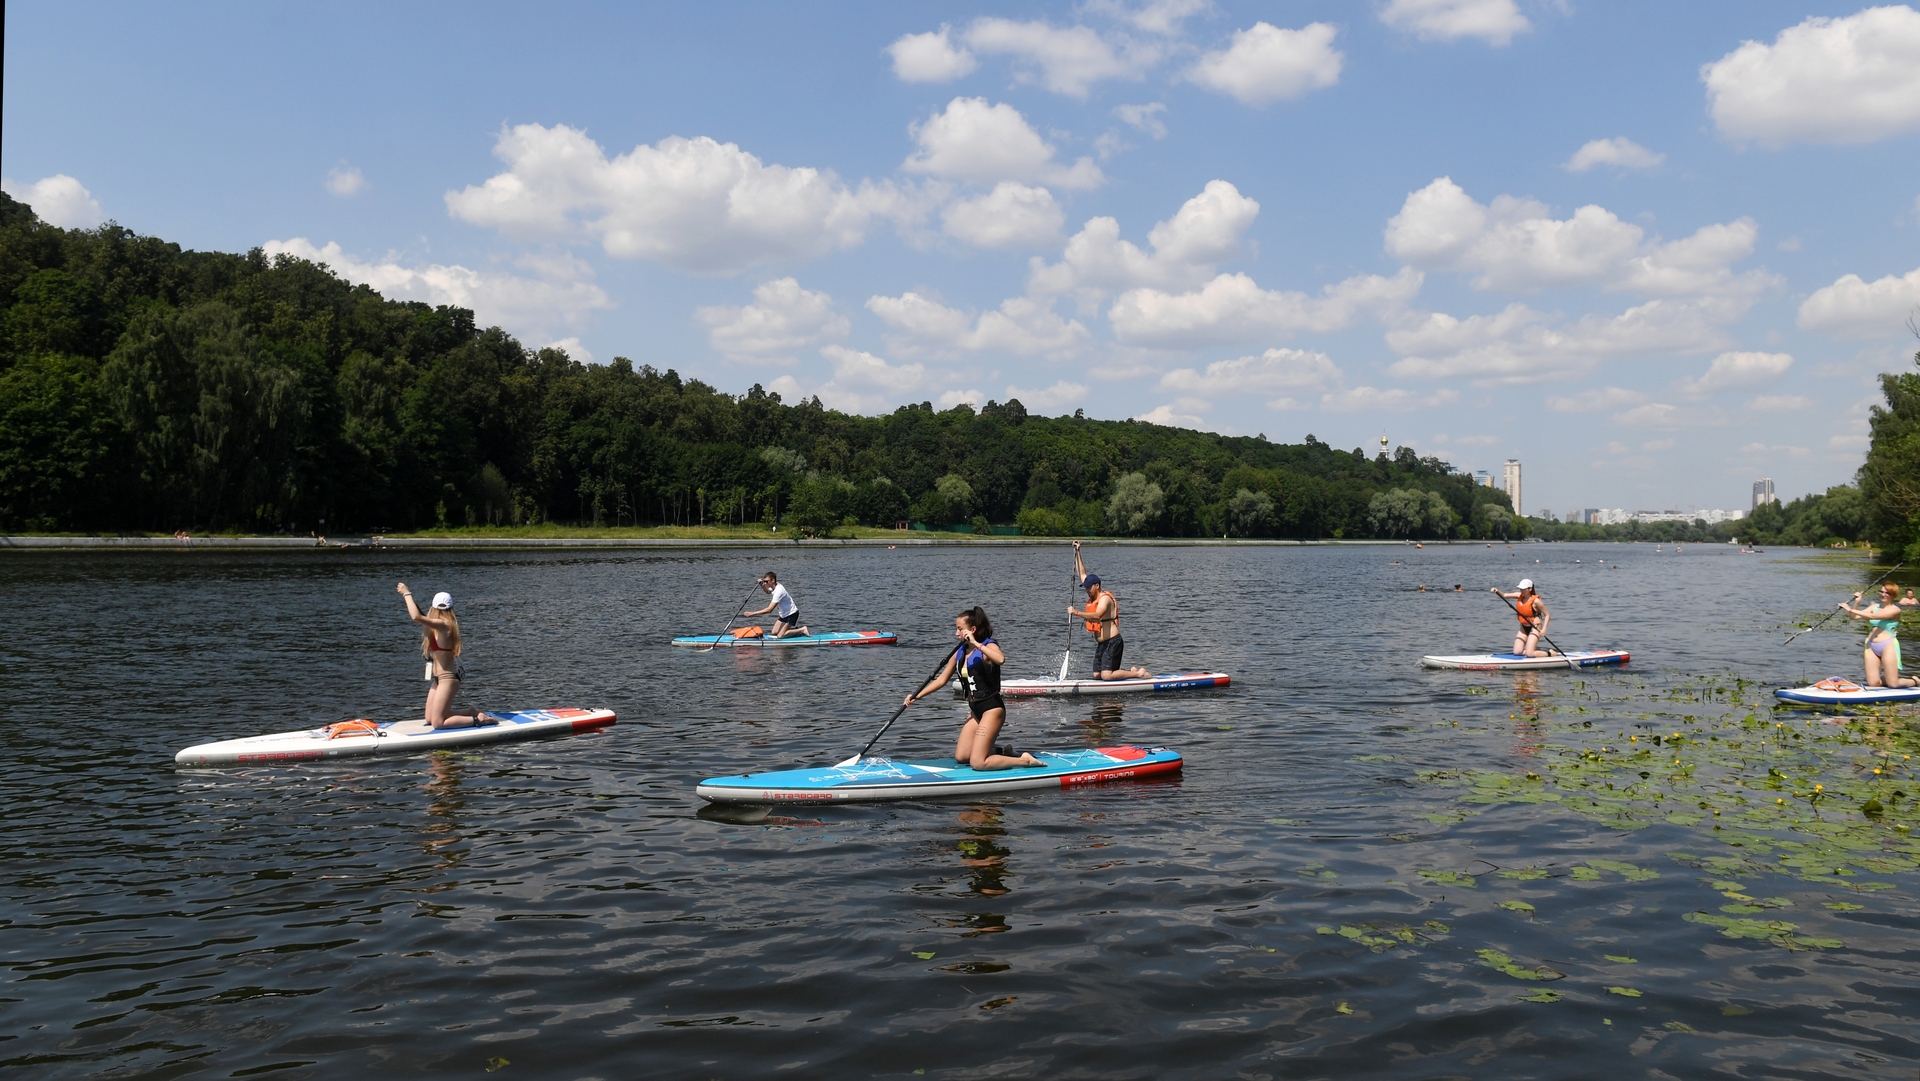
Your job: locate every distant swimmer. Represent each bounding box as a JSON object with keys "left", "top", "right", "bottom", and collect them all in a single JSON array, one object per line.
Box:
[
  {"left": 903, "top": 607, "right": 1040, "bottom": 771},
  {"left": 1070, "top": 541, "right": 1149, "bottom": 680},
  {"left": 744, "top": 571, "right": 811, "bottom": 638},
  {"left": 1839, "top": 581, "right": 1918, "bottom": 689},
  {"left": 397, "top": 584, "right": 494, "bottom": 729},
  {"left": 1491, "top": 579, "right": 1553, "bottom": 658}
]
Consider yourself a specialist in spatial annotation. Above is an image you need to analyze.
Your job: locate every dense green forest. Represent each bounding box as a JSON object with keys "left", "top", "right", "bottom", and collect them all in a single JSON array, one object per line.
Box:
[
  {"left": 3, "top": 191, "right": 1910, "bottom": 549},
  {"left": 0, "top": 193, "right": 1527, "bottom": 539}
]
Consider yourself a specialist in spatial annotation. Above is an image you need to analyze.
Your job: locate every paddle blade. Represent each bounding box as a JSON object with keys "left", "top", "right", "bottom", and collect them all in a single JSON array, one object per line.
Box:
[
  {"left": 1058, "top": 651, "right": 1071, "bottom": 681},
  {"left": 834, "top": 754, "right": 862, "bottom": 767}
]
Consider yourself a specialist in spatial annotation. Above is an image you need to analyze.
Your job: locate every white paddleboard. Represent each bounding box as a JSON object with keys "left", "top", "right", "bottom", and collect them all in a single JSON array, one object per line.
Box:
[
  {"left": 1421, "top": 650, "right": 1629, "bottom": 671},
  {"left": 999, "top": 672, "right": 1231, "bottom": 696},
  {"left": 175, "top": 708, "right": 617, "bottom": 766},
  {"left": 1775, "top": 681, "right": 1920, "bottom": 705}
]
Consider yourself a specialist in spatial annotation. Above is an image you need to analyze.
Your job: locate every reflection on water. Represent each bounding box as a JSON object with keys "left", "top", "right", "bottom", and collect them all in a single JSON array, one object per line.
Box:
[
  {"left": 1, "top": 543, "right": 1915, "bottom": 1079},
  {"left": 954, "top": 804, "right": 1013, "bottom": 898}
]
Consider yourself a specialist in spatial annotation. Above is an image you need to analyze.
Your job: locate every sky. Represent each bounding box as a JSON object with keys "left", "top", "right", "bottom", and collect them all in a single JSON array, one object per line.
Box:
[{"left": 5, "top": 1, "right": 1919, "bottom": 518}]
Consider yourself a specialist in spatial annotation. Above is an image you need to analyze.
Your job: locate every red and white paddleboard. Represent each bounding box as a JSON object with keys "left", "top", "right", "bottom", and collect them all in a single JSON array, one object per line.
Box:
[
  {"left": 998, "top": 672, "right": 1231, "bottom": 696},
  {"left": 174, "top": 708, "right": 616, "bottom": 766}
]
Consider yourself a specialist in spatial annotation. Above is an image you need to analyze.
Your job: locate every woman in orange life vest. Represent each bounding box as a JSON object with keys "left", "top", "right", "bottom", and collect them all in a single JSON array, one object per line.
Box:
[
  {"left": 397, "top": 583, "right": 495, "bottom": 729},
  {"left": 1490, "top": 578, "right": 1553, "bottom": 658},
  {"left": 903, "top": 607, "right": 1041, "bottom": 771},
  {"left": 1069, "top": 540, "right": 1149, "bottom": 680}
]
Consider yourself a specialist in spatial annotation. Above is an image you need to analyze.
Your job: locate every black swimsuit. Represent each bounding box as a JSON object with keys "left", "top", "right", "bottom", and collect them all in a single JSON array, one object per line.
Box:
[{"left": 958, "top": 639, "right": 1005, "bottom": 719}]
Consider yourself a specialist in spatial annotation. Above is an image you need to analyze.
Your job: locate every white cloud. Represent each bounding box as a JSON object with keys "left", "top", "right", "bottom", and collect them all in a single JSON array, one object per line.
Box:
[
  {"left": 767, "top": 346, "right": 942, "bottom": 414},
  {"left": 1109, "top": 267, "right": 1422, "bottom": 347},
  {"left": 1378, "top": 0, "right": 1530, "bottom": 45},
  {"left": 324, "top": 164, "right": 367, "bottom": 196},
  {"left": 1675, "top": 350, "right": 1792, "bottom": 396},
  {"left": 1384, "top": 177, "right": 1771, "bottom": 298},
  {"left": 1187, "top": 22, "right": 1343, "bottom": 105},
  {"left": 1563, "top": 138, "right": 1665, "bottom": 173},
  {"left": 903, "top": 98, "right": 1104, "bottom": 189},
  {"left": 1641, "top": 438, "right": 1676, "bottom": 452},
  {"left": 1386, "top": 298, "right": 1739, "bottom": 385},
  {"left": 445, "top": 124, "right": 895, "bottom": 275},
  {"left": 541, "top": 337, "right": 594, "bottom": 363},
  {"left": 694, "top": 278, "right": 849, "bottom": 360},
  {"left": 866, "top": 291, "right": 1091, "bottom": 359},
  {"left": 1702, "top": 6, "right": 1920, "bottom": 146},
  {"left": 1157, "top": 347, "right": 1343, "bottom": 396},
  {"left": 1546, "top": 386, "right": 1651, "bottom": 412},
  {"left": 1029, "top": 180, "right": 1261, "bottom": 308},
  {"left": 1798, "top": 265, "right": 1920, "bottom": 338},
  {"left": 1320, "top": 386, "right": 1461, "bottom": 413},
  {"left": 1453, "top": 434, "right": 1500, "bottom": 446},
  {"left": 1005, "top": 380, "right": 1089, "bottom": 411},
  {"left": 1739, "top": 441, "right": 1811, "bottom": 457},
  {"left": 888, "top": 25, "right": 978, "bottom": 82},
  {"left": 1748, "top": 395, "right": 1812, "bottom": 411},
  {"left": 821, "top": 345, "right": 924, "bottom": 392},
  {"left": 964, "top": 18, "right": 1141, "bottom": 98},
  {"left": 1830, "top": 432, "right": 1871, "bottom": 451},
  {"left": 939, "top": 388, "right": 987, "bottom": 409},
  {"left": 1, "top": 174, "right": 103, "bottom": 228},
  {"left": 1114, "top": 102, "right": 1169, "bottom": 138},
  {"left": 1135, "top": 401, "right": 1213, "bottom": 428},
  {"left": 1087, "top": 0, "right": 1215, "bottom": 36},
  {"left": 1611, "top": 402, "right": 1726, "bottom": 429},
  {"left": 262, "top": 238, "right": 613, "bottom": 340},
  {"left": 942, "top": 183, "right": 1066, "bottom": 249}
]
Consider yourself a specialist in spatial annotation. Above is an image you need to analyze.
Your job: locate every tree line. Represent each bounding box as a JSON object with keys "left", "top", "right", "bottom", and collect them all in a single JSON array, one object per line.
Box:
[
  {"left": 0, "top": 194, "right": 1528, "bottom": 538},
  {"left": 5, "top": 190, "right": 1907, "bottom": 549}
]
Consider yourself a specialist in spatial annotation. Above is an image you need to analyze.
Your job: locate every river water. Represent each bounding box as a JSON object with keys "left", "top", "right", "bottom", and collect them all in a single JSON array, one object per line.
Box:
[{"left": 3, "top": 542, "right": 1917, "bottom": 1079}]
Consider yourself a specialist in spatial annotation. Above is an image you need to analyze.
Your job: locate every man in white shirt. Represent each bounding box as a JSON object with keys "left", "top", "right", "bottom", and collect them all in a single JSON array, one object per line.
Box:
[{"left": 744, "top": 571, "right": 810, "bottom": 638}]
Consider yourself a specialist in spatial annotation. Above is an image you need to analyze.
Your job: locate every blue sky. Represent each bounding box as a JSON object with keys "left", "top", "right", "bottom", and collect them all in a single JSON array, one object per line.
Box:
[{"left": 7, "top": 1, "right": 1919, "bottom": 518}]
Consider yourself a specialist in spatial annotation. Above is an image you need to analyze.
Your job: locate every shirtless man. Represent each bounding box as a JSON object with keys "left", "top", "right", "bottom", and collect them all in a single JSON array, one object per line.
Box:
[
  {"left": 1491, "top": 578, "right": 1553, "bottom": 658},
  {"left": 743, "top": 571, "right": 811, "bottom": 638},
  {"left": 1069, "top": 541, "right": 1149, "bottom": 680}
]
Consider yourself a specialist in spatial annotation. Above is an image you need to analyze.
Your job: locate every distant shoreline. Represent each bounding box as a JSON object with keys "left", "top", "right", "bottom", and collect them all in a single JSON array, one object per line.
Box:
[{"left": 0, "top": 534, "right": 1528, "bottom": 550}]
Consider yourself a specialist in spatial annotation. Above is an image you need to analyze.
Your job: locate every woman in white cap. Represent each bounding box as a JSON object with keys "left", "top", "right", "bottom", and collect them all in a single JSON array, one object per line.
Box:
[
  {"left": 397, "top": 583, "right": 494, "bottom": 728},
  {"left": 1491, "top": 579, "right": 1551, "bottom": 658}
]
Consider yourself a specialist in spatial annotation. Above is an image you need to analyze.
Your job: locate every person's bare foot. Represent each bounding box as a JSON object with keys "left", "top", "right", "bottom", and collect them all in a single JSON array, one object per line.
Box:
[{"left": 1014, "top": 752, "right": 1041, "bottom": 766}]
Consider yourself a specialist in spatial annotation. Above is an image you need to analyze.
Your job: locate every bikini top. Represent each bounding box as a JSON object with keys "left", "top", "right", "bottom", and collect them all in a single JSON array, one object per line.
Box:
[
  {"left": 1867, "top": 613, "right": 1901, "bottom": 634},
  {"left": 427, "top": 630, "right": 453, "bottom": 653}
]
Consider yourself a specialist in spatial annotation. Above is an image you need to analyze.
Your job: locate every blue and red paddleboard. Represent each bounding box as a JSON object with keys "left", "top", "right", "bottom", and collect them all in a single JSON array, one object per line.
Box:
[
  {"left": 696, "top": 745, "right": 1182, "bottom": 804},
  {"left": 671, "top": 630, "right": 897, "bottom": 648}
]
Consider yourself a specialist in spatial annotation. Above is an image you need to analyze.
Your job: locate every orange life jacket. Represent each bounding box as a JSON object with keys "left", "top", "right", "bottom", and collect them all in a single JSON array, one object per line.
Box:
[
  {"left": 1515, "top": 596, "right": 1538, "bottom": 626},
  {"left": 1084, "top": 592, "right": 1116, "bottom": 634},
  {"left": 732, "top": 626, "right": 764, "bottom": 639}
]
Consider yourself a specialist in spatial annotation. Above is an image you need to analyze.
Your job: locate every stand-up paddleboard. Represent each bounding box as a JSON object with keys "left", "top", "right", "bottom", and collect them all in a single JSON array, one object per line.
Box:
[
  {"left": 697, "top": 745, "right": 1181, "bottom": 804},
  {"left": 670, "top": 630, "right": 897, "bottom": 648},
  {"left": 175, "top": 708, "right": 617, "bottom": 766},
  {"left": 1421, "top": 650, "right": 1629, "bottom": 671},
  {"left": 996, "top": 672, "right": 1230, "bottom": 696},
  {"left": 1775, "top": 679, "right": 1920, "bottom": 705}
]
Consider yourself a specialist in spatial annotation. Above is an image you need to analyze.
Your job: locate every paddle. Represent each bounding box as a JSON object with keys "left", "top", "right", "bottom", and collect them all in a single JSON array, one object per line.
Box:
[
  {"left": 699, "top": 585, "right": 763, "bottom": 653},
  {"left": 1492, "top": 589, "right": 1574, "bottom": 669},
  {"left": 837, "top": 642, "right": 963, "bottom": 767},
  {"left": 1059, "top": 545, "right": 1074, "bottom": 682},
  {"left": 1784, "top": 562, "right": 1904, "bottom": 645}
]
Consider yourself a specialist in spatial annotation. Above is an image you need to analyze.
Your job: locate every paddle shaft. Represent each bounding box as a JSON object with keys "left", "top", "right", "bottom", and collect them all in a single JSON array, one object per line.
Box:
[
  {"left": 700, "top": 586, "right": 764, "bottom": 652},
  {"left": 1061, "top": 546, "right": 1075, "bottom": 681},
  {"left": 1784, "top": 561, "right": 1905, "bottom": 645},
  {"left": 851, "top": 643, "right": 965, "bottom": 762},
  {"left": 1494, "top": 590, "right": 1571, "bottom": 663}
]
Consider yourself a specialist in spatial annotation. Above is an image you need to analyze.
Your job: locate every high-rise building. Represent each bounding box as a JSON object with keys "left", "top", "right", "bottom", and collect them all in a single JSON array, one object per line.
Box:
[
  {"left": 1752, "top": 478, "right": 1776, "bottom": 511},
  {"left": 1473, "top": 470, "right": 1492, "bottom": 487},
  {"left": 1503, "top": 459, "right": 1521, "bottom": 516},
  {"left": 1582, "top": 508, "right": 1599, "bottom": 524}
]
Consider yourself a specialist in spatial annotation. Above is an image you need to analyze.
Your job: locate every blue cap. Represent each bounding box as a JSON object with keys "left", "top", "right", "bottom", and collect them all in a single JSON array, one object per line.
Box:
[{"left": 1082, "top": 574, "right": 1101, "bottom": 587}]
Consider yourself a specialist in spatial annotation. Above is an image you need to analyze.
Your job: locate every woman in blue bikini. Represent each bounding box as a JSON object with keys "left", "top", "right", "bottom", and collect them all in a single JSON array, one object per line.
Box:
[{"left": 1839, "top": 581, "right": 1918, "bottom": 688}]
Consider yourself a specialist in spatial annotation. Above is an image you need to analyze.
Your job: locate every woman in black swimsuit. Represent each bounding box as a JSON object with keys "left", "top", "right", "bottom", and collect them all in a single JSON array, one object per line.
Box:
[
  {"left": 903, "top": 607, "right": 1041, "bottom": 771},
  {"left": 397, "top": 583, "right": 493, "bottom": 729}
]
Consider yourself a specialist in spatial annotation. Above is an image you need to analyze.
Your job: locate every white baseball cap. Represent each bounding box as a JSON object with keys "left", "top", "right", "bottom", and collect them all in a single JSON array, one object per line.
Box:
[
  {"left": 431, "top": 592, "right": 453, "bottom": 609},
  {"left": 1517, "top": 579, "right": 1533, "bottom": 590}
]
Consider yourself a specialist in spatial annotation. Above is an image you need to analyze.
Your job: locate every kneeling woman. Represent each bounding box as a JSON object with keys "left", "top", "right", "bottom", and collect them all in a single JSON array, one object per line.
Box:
[
  {"left": 904, "top": 607, "right": 1041, "bottom": 771},
  {"left": 397, "top": 583, "right": 495, "bottom": 728},
  {"left": 1839, "top": 582, "right": 1918, "bottom": 689}
]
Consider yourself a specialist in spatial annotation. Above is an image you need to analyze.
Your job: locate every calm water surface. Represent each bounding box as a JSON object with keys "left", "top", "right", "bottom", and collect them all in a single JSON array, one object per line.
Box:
[{"left": 3, "top": 542, "right": 1917, "bottom": 1079}]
